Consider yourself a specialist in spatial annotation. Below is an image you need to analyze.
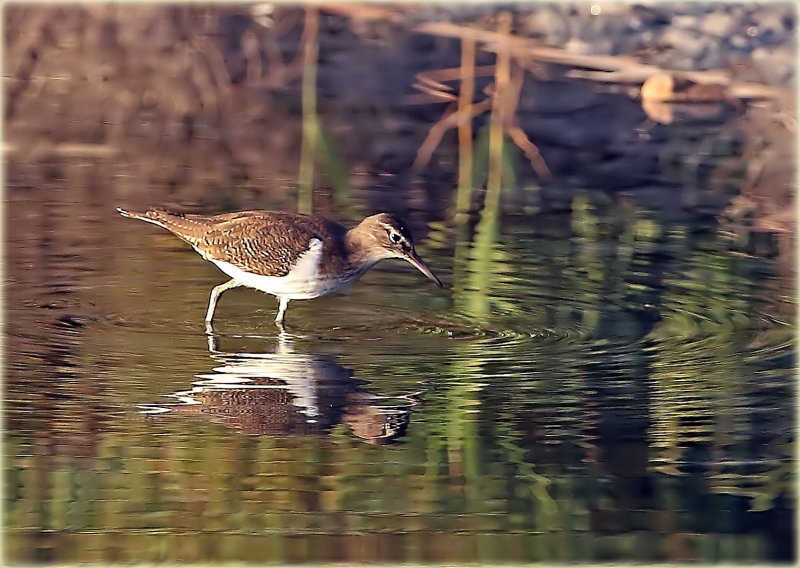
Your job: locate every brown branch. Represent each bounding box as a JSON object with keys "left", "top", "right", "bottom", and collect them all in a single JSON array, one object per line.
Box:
[
  {"left": 486, "top": 13, "right": 512, "bottom": 201},
  {"left": 411, "top": 83, "right": 458, "bottom": 102},
  {"left": 414, "top": 20, "right": 790, "bottom": 102},
  {"left": 415, "top": 65, "right": 496, "bottom": 87},
  {"left": 313, "top": 3, "right": 410, "bottom": 22},
  {"left": 5, "top": 9, "right": 59, "bottom": 122},
  {"left": 415, "top": 73, "right": 453, "bottom": 93},
  {"left": 501, "top": 64, "right": 551, "bottom": 177},
  {"left": 500, "top": 62, "right": 525, "bottom": 128},
  {"left": 405, "top": 93, "right": 457, "bottom": 105},
  {"left": 246, "top": 10, "right": 313, "bottom": 90},
  {"left": 457, "top": 37, "right": 476, "bottom": 204},
  {"left": 242, "top": 28, "right": 263, "bottom": 84},
  {"left": 507, "top": 123, "right": 551, "bottom": 177},
  {"left": 412, "top": 98, "right": 493, "bottom": 171}
]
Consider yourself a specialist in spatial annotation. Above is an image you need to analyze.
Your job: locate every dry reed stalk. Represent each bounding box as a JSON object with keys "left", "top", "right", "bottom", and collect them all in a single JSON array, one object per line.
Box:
[
  {"left": 314, "top": 3, "right": 408, "bottom": 22},
  {"left": 410, "top": 83, "right": 458, "bottom": 103},
  {"left": 455, "top": 37, "right": 476, "bottom": 217},
  {"left": 5, "top": 8, "right": 59, "bottom": 121},
  {"left": 415, "top": 20, "right": 790, "bottom": 102},
  {"left": 242, "top": 28, "right": 263, "bottom": 84},
  {"left": 188, "top": 35, "right": 234, "bottom": 124},
  {"left": 264, "top": 33, "right": 287, "bottom": 75},
  {"left": 411, "top": 17, "right": 551, "bottom": 183},
  {"left": 298, "top": 7, "right": 319, "bottom": 215},
  {"left": 412, "top": 99, "right": 492, "bottom": 171},
  {"left": 248, "top": 11, "right": 306, "bottom": 90},
  {"left": 416, "top": 74, "right": 453, "bottom": 93},
  {"left": 507, "top": 124, "right": 551, "bottom": 177},
  {"left": 482, "top": 12, "right": 512, "bottom": 230},
  {"left": 406, "top": 66, "right": 496, "bottom": 105},
  {"left": 417, "top": 65, "right": 497, "bottom": 87},
  {"left": 504, "top": 65, "right": 551, "bottom": 177}
]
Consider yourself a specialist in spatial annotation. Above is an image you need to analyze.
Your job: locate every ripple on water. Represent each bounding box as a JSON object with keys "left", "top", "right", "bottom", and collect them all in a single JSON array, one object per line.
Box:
[{"left": 5, "top": 169, "right": 795, "bottom": 562}]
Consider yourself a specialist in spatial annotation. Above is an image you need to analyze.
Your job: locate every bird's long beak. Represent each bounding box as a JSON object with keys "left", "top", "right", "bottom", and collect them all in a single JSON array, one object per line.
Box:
[{"left": 406, "top": 250, "right": 443, "bottom": 288}]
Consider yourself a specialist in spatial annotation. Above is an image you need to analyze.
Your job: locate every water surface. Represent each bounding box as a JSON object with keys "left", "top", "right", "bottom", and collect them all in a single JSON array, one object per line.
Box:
[
  {"left": 4, "top": 4, "right": 796, "bottom": 563},
  {"left": 6, "top": 189, "right": 794, "bottom": 563}
]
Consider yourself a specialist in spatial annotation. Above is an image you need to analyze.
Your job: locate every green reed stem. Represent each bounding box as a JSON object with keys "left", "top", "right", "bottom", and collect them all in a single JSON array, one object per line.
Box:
[
  {"left": 455, "top": 37, "right": 476, "bottom": 220},
  {"left": 475, "top": 12, "right": 511, "bottom": 239},
  {"left": 463, "top": 13, "right": 512, "bottom": 321},
  {"left": 298, "top": 8, "right": 319, "bottom": 215}
]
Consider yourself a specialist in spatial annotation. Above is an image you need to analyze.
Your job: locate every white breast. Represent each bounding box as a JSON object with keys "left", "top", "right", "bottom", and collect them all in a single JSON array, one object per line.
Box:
[{"left": 208, "top": 238, "right": 359, "bottom": 300}]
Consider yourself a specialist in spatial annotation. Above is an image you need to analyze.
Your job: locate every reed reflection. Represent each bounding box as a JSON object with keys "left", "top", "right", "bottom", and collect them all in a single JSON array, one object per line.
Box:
[{"left": 141, "top": 333, "right": 421, "bottom": 444}]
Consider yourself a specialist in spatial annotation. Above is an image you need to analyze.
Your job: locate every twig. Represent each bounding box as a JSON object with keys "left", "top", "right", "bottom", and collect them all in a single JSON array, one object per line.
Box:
[
  {"left": 485, "top": 13, "right": 512, "bottom": 215},
  {"left": 456, "top": 37, "right": 476, "bottom": 215},
  {"left": 412, "top": 98, "right": 492, "bottom": 171},
  {"left": 408, "top": 65, "right": 496, "bottom": 104},
  {"left": 503, "top": 65, "right": 550, "bottom": 177},
  {"left": 416, "top": 73, "right": 453, "bottom": 93},
  {"left": 507, "top": 124, "right": 551, "bottom": 177},
  {"left": 242, "top": 28, "right": 263, "bottom": 83},
  {"left": 313, "top": 3, "right": 409, "bottom": 22},
  {"left": 247, "top": 12, "right": 308, "bottom": 90},
  {"left": 500, "top": 62, "right": 524, "bottom": 126},
  {"left": 414, "top": 20, "right": 790, "bottom": 101},
  {"left": 415, "top": 65, "right": 496, "bottom": 87},
  {"left": 298, "top": 7, "right": 319, "bottom": 215},
  {"left": 410, "top": 83, "right": 457, "bottom": 102},
  {"left": 5, "top": 9, "right": 57, "bottom": 122}
]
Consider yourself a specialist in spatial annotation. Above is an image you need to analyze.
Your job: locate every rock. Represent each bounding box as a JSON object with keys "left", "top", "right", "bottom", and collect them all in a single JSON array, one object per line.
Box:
[
  {"left": 641, "top": 74, "right": 680, "bottom": 102},
  {"left": 623, "top": 13, "right": 647, "bottom": 33},
  {"left": 638, "top": 29, "right": 656, "bottom": 46},
  {"left": 524, "top": 7, "right": 570, "bottom": 45},
  {"left": 699, "top": 48, "right": 730, "bottom": 71},
  {"left": 642, "top": 100, "right": 730, "bottom": 125},
  {"left": 660, "top": 27, "right": 713, "bottom": 61},
  {"left": 729, "top": 34, "right": 752, "bottom": 51},
  {"left": 750, "top": 11, "right": 793, "bottom": 46},
  {"left": 631, "top": 4, "right": 672, "bottom": 27},
  {"left": 641, "top": 73, "right": 728, "bottom": 102},
  {"left": 565, "top": 37, "right": 614, "bottom": 56},
  {"left": 587, "top": 3, "right": 630, "bottom": 17},
  {"left": 752, "top": 45, "right": 796, "bottom": 85},
  {"left": 564, "top": 9, "right": 593, "bottom": 37},
  {"left": 672, "top": 14, "right": 701, "bottom": 30},
  {"left": 701, "top": 11, "right": 740, "bottom": 37},
  {"left": 436, "top": 3, "right": 795, "bottom": 87}
]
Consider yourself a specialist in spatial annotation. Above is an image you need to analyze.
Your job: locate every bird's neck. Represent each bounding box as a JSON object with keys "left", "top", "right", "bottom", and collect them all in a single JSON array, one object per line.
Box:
[{"left": 344, "top": 224, "right": 385, "bottom": 268}]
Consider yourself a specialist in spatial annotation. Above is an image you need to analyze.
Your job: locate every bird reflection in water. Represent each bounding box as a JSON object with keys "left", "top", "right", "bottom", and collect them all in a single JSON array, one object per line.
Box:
[{"left": 140, "top": 333, "right": 421, "bottom": 444}]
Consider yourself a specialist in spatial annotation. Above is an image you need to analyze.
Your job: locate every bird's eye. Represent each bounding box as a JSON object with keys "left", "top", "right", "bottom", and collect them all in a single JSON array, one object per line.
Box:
[{"left": 389, "top": 232, "right": 402, "bottom": 244}]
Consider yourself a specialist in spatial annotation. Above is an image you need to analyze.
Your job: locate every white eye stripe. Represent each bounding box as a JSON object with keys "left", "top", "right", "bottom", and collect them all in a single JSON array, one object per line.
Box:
[{"left": 378, "top": 221, "right": 410, "bottom": 245}]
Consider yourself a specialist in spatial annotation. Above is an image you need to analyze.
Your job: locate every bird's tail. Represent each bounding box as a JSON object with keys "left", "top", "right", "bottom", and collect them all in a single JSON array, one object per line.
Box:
[{"left": 117, "top": 207, "right": 215, "bottom": 246}]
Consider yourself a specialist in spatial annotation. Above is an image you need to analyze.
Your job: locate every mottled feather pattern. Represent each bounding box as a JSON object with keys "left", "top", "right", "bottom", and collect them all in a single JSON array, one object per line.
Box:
[
  {"left": 119, "top": 206, "right": 442, "bottom": 326},
  {"left": 123, "top": 209, "right": 350, "bottom": 277}
]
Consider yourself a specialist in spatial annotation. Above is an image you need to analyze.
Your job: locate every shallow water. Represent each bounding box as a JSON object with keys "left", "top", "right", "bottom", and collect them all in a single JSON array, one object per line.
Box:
[
  {"left": 6, "top": 184, "right": 795, "bottom": 563},
  {"left": 4, "top": 5, "right": 796, "bottom": 563}
]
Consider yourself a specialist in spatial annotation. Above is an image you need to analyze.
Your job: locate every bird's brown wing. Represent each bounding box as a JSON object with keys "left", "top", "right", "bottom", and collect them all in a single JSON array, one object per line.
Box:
[
  {"left": 197, "top": 212, "right": 333, "bottom": 276},
  {"left": 122, "top": 209, "right": 344, "bottom": 277}
]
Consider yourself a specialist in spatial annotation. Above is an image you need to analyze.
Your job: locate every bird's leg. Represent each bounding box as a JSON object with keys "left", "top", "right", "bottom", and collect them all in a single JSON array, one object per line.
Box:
[
  {"left": 205, "top": 279, "right": 243, "bottom": 330},
  {"left": 206, "top": 332, "right": 219, "bottom": 352},
  {"left": 275, "top": 297, "right": 290, "bottom": 330}
]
